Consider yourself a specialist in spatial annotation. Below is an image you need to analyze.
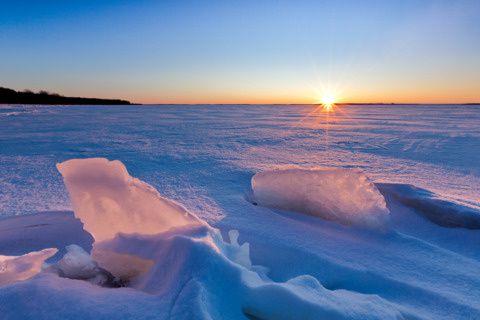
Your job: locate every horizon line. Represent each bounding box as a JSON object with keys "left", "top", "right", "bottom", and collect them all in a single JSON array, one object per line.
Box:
[{"left": 134, "top": 102, "right": 480, "bottom": 106}]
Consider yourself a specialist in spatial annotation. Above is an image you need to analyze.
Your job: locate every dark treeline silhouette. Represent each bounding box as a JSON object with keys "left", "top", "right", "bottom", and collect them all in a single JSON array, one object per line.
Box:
[{"left": 0, "top": 86, "right": 132, "bottom": 105}]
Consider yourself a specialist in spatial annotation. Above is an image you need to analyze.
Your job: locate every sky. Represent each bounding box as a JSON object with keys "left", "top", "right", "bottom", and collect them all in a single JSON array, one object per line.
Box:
[{"left": 1, "top": 0, "right": 479, "bottom": 104}]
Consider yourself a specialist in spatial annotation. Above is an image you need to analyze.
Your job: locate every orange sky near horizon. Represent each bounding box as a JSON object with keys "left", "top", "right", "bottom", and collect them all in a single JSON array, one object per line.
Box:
[{"left": 91, "top": 83, "right": 480, "bottom": 105}]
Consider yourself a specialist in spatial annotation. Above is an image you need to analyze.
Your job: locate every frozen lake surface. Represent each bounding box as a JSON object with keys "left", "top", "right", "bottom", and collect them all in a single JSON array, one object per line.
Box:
[
  {"left": 1, "top": 104, "right": 480, "bottom": 319},
  {"left": 1, "top": 104, "right": 479, "bottom": 217}
]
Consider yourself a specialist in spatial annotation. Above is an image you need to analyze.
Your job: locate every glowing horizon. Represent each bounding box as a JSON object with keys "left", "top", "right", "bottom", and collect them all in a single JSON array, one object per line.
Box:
[{"left": 4, "top": 83, "right": 479, "bottom": 105}]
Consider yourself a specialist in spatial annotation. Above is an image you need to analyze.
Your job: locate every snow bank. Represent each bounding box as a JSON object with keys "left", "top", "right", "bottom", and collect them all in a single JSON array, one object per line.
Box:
[
  {"left": 377, "top": 183, "right": 480, "bottom": 229},
  {"left": 51, "top": 158, "right": 405, "bottom": 318},
  {"left": 251, "top": 168, "right": 390, "bottom": 229},
  {"left": 57, "top": 158, "right": 202, "bottom": 242},
  {"left": 0, "top": 248, "right": 57, "bottom": 286},
  {"left": 86, "top": 226, "right": 404, "bottom": 319}
]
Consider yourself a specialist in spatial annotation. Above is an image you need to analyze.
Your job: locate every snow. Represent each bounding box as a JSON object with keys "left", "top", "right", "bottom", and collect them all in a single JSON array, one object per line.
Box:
[
  {"left": 377, "top": 183, "right": 480, "bottom": 229},
  {"left": 0, "top": 211, "right": 93, "bottom": 258},
  {"left": 0, "top": 159, "right": 407, "bottom": 319},
  {"left": 55, "top": 244, "right": 100, "bottom": 279},
  {"left": 54, "top": 159, "right": 404, "bottom": 318},
  {"left": 0, "top": 248, "right": 57, "bottom": 286},
  {"left": 0, "top": 104, "right": 480, "bottom": 319},
  {"left": 251, "top": 168, "right": 390, "bottom": 229}
]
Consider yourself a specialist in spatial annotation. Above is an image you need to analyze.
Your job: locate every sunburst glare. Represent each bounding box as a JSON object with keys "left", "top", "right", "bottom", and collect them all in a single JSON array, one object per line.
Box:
[
  {"left": 320, "top": 92, "right": 337, "bottom": 112},
  {"left": 311, "top": 83, "right": 343, "bottom": 113}
]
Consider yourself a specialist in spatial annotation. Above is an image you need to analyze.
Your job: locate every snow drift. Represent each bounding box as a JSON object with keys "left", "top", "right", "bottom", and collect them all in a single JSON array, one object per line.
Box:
[
  {"left": 251, "top": 168, "right": 390, "bottom": 229},
  {"left": 0, "top": 248, "right": 57, "bottom": 286},
  {"left": 377, "top": 183, "right": 480, "bottom": 229},
  {"left": 86, "top": 225, "right": 405, "bottom": 319},
  {"left": 3, "top": 158, "right": 479, "bottom": 319},
  {"left": 52, "top": 158, "right": 405, "bottom": 318}
]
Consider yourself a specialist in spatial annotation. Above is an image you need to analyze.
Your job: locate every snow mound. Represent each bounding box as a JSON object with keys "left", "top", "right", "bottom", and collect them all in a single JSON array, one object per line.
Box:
[
  {"left": 57, "top": 158, "right": 202, "bottom": 242},
  {"left": 0, "top": 248, "right": 57, "bottom": 286},
  {"left": 251, "top": 168, "right": 390, "bottom": 229},
  {"left": 49, "top": 158, "right": 405, "bottom": 318},
  {"left": 377, "top": 183, "right": 480, "bottom": 229},
  {"left": 88, "top": 226, "right": 404, "bottom": 319}
]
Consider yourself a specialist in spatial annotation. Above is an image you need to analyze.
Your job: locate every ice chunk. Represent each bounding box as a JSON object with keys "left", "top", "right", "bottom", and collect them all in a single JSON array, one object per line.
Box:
[
  {"left": 0, "top": 248, "right": 57, "bottom": 286},
  {"left": 56, "top": 245, "right": 99, "bottom": 279},
  {"left": 54, "top": 244, "right": 126, "bottom": 287},
  {"left": 57, "top": 157, "right": 203, "bottom": 280},
  {"left": 251, "top": 168, "right": 390, "bottom": 229},
  {"left": 57, "top": 158, "right": 202, "bottom": 242}
]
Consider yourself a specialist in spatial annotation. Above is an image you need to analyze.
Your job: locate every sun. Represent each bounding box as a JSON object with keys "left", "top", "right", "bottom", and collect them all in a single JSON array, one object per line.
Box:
[
  {"left": 321, "top": 93, "right": 336, "bottom": 106},
  {"left": 320, "top": 93, "right": 337, "bottom": 112},
  {"left": 311, "top": 83, "right": 342, "bottom": 112}
]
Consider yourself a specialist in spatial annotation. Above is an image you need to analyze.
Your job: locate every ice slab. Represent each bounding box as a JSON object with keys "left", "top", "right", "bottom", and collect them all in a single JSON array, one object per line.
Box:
[
  {"left": 251, "top": 168, "right": 390, "bottom": 229},
  {"left": 57, "top": 158, "right": 202, "bottom": 242}
]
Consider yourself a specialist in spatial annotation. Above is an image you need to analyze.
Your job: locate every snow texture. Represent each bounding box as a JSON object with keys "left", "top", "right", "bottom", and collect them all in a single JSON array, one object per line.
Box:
[
  {"left": 0, "top": 248, "right": 57, "bottom": 286},
  {"left": 55, "top": 244, "right": 100, "bottom": 279},
  {"left": 377, "top": 183, "right": 480, "bottom": 229},
  {"left": 1, "top": 104, "right": 479, "bottom": 319},
  {"left": 53, "top": 158, "right": 404, "bottom": 319}
]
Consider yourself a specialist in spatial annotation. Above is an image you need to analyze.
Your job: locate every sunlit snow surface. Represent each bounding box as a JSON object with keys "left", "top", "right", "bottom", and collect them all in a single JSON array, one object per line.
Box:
[
  {"left": 1, "top": 104, "right": 480, "bottom": 319},
  {"left": 0, "top": 104, "right": 478, "bottom": 217}
]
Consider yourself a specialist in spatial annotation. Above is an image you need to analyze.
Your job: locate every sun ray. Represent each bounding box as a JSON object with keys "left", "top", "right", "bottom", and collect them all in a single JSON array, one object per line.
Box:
[{"left": 319, "top": 92, "right": 337, "bottom": 112}]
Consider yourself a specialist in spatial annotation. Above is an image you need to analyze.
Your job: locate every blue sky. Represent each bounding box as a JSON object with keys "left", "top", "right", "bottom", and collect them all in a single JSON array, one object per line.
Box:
[{"left": 1, "top": 0, "right": 479, "bottom": 103}]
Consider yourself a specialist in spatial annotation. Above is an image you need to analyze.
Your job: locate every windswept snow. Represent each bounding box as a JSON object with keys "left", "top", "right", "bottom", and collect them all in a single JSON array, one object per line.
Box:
[
  {"left": 1, "top": 104, "right": 479, "bottom": 218},
  {"left": 89, "top": 225, "right": 405, "bottom": 320},
  {"left": 0, "top": 157, "right": 479, "bottom": 318},
  {"left": 1, "top": 104, "right": 480, "bottom": 319},
  {"left": 54, "top": 158, "right": 405, "bottom": 318},
  {"left": 0, "top": 248, "right": 57, "bottom": 286},
  {"left": 251, "top": 168, "right": 390, "bottom": 229},
  {"left": 0, "top": 211, "right": 93, "bottom": 257},
  {"left": 0, "top": 158, "right": 409, "bottom": 319},
  {"left": 377, "top": 183, "right": 480, "bottom": 229}
]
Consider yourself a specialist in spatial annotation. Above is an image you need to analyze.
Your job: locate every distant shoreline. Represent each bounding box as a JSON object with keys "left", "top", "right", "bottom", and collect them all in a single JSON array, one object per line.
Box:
[{"left": 0, "top": 86, "right": 132, "bottom": 105}]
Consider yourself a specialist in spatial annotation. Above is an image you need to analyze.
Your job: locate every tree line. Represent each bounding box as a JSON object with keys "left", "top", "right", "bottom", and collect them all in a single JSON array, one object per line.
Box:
[{"left": 0, "top": 86, "right": 132, "bottom": 105}]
